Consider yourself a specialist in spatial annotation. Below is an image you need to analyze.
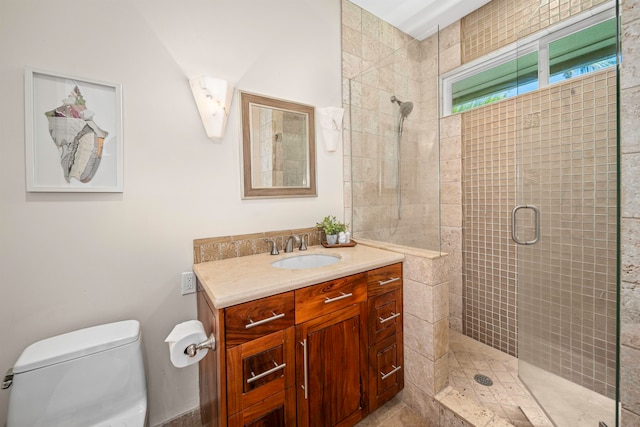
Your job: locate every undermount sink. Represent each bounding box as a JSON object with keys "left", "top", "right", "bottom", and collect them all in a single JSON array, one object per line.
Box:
[{"left": 271, "top": 254, "right": 341, "bottom": 269}]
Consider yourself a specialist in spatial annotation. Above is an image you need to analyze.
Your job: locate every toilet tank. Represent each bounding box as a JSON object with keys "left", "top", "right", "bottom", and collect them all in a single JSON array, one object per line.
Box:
[{"left": 7, "top": 320, "right": 147, "bottom": 427}]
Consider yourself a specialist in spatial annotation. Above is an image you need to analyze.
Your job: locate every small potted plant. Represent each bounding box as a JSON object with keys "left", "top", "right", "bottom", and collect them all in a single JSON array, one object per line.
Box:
[{"left": 316, "top": 215, "right": 348, "bottom": 245}]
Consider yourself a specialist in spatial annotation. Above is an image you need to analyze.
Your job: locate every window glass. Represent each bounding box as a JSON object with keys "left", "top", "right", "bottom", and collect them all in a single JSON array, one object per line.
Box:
[
  {"left": 549, "top": 18, "right": 617, "bottom": 84},
  {"left": 452, "top": 51, "right": 538, "bottom": 113}
]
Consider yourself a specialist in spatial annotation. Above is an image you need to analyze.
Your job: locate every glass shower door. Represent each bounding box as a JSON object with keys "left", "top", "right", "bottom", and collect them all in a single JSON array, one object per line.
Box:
[{"left": 514, "top": 4, "right": 619, "bottom": 426}]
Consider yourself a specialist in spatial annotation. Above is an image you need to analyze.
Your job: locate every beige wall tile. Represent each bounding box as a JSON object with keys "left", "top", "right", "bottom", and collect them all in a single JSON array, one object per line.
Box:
[
  {"left": 439, "top": 21, "right": 461, "bottom": 50},
  {"left": 404, "top": 278, "right": 435, "bottom": 321},
  {"left": 621, "top": 345, "right": 640, "bottom": 414},
  {"left": 622, "top": 281, "right": 640, "bottom": 349},
  {"left": 404, "top": 346, "right": 436, "bottom": 396},
  {"left": 623, "top": 0, "right": 640, "bottom": 24},
  {"left": 441, "top": 204, "right": 462, "bottom": 227},
  {"left": 621, "top": 86, "right": 640, "bottom": 154},
  {"left": 622, "top": 154, "right": 640, "bottom": 217},
  {"left": 622, "top": 19, "right": 640, "bottom": 90},
  {"left": 622, "top": 218, "right": 640, "bottom": 284},
  {"left": 341, "top": 0, "right": 361, "bottom": 31},
  {"left": 440, "top": 114, "right": 462, "bottom": 139},
  {"left": 439, "top": 44, "right": 461, "bottom": 74},
  {"left": 405, "top": 313, "right": 436, "bottom": 359},
  {"left": 622, "top": 407, "right": 640, "bottom": 425},
  {"left": 399, "top": 382, "right": 442, "bottom": 423},
  {"left": 441, "top": 227, "right": 462, "bottom": 273}
]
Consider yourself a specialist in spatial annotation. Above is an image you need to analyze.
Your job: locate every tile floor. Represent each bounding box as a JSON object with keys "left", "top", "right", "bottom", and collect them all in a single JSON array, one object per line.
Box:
[
  {"left": 448, "top": 331, "right": 552, "bottom": 427},
  {"left": 355, "top": 397, "right": 430, "bottom": 426}
]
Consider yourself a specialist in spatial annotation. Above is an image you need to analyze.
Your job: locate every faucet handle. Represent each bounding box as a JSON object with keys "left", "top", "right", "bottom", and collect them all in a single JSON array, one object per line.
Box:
[
  {"left": 299, "top": 234, "right": 308, "bottom": 251},
  {"left": 264, "top": 239, "right": 279, "bottom": 255}
]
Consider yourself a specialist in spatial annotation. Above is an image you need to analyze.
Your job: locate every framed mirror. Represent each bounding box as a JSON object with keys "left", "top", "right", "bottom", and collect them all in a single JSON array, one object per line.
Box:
[{"left": 240, "top": 91, "right": 316, "bottom": 198}]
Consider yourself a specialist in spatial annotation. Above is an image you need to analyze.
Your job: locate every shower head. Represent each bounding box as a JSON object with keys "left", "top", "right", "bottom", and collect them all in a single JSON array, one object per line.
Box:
[{"left": 390, "top": 95, "right": 413, "bottom": 118}]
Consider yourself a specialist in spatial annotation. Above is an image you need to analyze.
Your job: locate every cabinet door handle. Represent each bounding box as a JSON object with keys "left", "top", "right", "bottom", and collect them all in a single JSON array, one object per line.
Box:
[
  {"left": 300, "top": 339, "right": 308, "bottom": 399},
  {"left": 378, "top": 277, "right": 400, "bottom": 286},
  {"left": 246, "top": 360, "right": 287, "bottom": 384},
  {"left": 379, "top": 312, "right": 401, "bottom": 324},
  {"left": 245, "top": 311, "right": 285, "bottom": 329},
  {"left": 324, "top": 291, "right": 353, "bottom": 304},
  {"left": 380, "top": 364, "right": 402, "bottom": 380}
]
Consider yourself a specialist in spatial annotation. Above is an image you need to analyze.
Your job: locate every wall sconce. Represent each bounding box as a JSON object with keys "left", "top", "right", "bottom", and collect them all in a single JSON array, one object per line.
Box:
[
  {"left": 189, "top": 76, "right": 233, "bottom": 140},
  {"left": 317, "top": 107, "right": 344, "bottom": 152}
]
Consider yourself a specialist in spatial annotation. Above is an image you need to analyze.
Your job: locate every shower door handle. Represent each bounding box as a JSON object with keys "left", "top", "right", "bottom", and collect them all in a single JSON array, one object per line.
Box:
[{"left": 511, "top": 205, "right": 540, "bottom": 245}]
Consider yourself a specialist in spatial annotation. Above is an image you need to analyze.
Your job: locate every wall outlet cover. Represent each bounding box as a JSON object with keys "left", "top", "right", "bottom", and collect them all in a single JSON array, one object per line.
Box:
[{"left": 181, "top": 272, "right": 196, "bottom": 295}]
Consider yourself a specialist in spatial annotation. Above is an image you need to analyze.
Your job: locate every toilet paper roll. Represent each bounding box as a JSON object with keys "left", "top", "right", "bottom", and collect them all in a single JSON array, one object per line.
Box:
[{"left": 165, "top": 320, "right": 208, "bottom": 368}]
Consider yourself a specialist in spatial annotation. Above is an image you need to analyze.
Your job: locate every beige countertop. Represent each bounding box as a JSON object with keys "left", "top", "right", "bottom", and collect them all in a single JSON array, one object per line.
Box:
[{"left": 194, "top": 244, "right": 405, "bottom": 309}]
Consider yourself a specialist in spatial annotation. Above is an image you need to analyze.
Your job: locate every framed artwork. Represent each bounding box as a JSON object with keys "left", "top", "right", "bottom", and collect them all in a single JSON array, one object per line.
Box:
[{"left": 24, "top": 68, "right": 123, "bottom": 192}]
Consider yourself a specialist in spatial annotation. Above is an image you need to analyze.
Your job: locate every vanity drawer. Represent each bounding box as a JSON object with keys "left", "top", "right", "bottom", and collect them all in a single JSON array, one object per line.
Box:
[
  {"left": 367, "top": 263, "right": 402, "bottom": 297},
  {"left": 368, "top": 335, "right": 404, "bottom": 411},
  {"left": 225, "top": 292, "right": 295, "bottom": 347},
  {"left": 227, "top": 387, "right": 296, "bottom": 427},
  {"left": 368, "top": 288, "right": 402, "bottom": 343},
  {"left": 295, "top": 272, "right": 367, "bottom": 324}
]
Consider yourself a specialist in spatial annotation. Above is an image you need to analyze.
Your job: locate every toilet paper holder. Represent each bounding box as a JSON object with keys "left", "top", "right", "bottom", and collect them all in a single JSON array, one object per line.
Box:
[{"left": 184, "top": 334, "right": 216, "bottom": 357}]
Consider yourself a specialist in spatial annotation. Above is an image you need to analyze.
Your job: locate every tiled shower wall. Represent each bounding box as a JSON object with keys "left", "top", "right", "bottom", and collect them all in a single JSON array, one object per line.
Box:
[
  {"left": 459, "top": 0, "right": 617, "bottom": 352},
  {"left": 462, "top": 70, "right": 618, "bottom": 397},
  {"left": 341, "top": 1, "right": 441, "bottom": 251}
]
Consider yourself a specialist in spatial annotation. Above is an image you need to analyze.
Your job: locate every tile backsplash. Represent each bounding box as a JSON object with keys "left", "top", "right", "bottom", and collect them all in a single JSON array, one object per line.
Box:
[{"left": 193, "top": 227, "right": 321, "bottom": 264}]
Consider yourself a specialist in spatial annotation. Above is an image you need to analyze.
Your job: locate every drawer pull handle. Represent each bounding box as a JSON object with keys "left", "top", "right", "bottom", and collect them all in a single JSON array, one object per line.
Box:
[
  {"left": 245, "top": 311, "right": 285, "bottom": 329},
  {"left": 324, "top": 291, "right": 353, "bottom": 304},
  {"left": 379, "top": 312, "right": 401, "bottom": 324},
  {"left": 380, "top": 364, "right": 402, "bottom": 380},
  {"left": 247, "top": 360, "right": 286, "bottom": 384},
  {"left": 378, "top": 277, "right": 400, "bottom": 286}
]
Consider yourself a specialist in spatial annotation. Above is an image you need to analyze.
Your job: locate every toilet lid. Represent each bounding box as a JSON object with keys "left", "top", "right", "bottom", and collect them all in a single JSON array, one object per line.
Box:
[{"left": 13, "top": 320, "right": 140, "bottom": 373}]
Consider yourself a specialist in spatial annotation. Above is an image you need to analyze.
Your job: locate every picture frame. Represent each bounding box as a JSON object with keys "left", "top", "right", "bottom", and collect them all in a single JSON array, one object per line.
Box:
[{"left": 24, "top": 68, "right": 123, "bottom": 192}]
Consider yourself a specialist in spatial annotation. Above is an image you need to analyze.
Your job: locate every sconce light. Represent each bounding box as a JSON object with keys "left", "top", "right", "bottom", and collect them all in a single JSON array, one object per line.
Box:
[
  {"left": 317, "top": 107, "right": 344, "bottom": 152},
  {"left": 189, "top": 76, "right": 233, "bottom": 140}
]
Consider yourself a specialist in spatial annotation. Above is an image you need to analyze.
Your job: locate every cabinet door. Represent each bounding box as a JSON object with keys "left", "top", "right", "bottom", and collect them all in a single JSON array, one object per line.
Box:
[
  {"left": 368, "top": 335, "right": 403, "bottom": 411},
  {"left": 227, "top": 328, "right": 295, "bottom": 415},
  {"left": 296, "top": 303, "right": 368, "bottom": 427}
]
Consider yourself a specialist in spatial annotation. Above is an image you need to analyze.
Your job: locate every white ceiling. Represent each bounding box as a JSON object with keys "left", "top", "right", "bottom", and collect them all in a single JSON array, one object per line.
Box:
[{"left": 349, "top": 0, "right": 492, "bottom": 40}]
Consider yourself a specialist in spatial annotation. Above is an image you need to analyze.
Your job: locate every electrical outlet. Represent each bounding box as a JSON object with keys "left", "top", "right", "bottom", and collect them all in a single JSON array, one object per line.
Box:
[{"left": 181, "top": 272, "right": 196, "bottom": 295}]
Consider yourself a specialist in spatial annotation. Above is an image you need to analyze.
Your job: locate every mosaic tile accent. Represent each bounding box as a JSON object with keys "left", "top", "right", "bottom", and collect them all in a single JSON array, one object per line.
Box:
[{"left": 462, "top": 0, "right": 611, "bottom": 63}]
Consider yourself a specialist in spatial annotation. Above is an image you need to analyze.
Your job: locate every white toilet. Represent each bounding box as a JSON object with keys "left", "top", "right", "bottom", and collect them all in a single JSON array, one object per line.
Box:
[{"left": 4, "top": 320, "right": 148, "bottom": 427}]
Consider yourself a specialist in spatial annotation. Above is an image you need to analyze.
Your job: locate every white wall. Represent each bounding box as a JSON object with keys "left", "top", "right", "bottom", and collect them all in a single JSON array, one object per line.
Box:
[{"left": 0, "top": 0, "right": 342, "bottom": 425}]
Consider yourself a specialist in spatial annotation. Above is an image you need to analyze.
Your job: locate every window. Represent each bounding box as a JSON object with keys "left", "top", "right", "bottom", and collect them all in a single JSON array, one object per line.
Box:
[
  {"left": 442, "top": 5, "right": 617, "bottom": 115},
  {"left": 548, "top": 18, "right": 617, "bottom": 84},
  {"left": 452, "top": 51, "right": 538, "bottom": 114}
]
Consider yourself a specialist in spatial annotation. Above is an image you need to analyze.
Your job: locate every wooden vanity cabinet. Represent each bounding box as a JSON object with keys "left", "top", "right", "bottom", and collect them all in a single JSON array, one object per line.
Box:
[{"left": 197, "top": 262, "right": 403, "bottom": 427}]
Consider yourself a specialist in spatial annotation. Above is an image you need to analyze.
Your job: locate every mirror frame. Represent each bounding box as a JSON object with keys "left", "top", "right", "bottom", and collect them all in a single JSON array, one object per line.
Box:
[{"left": 240, "top": 91, "right": 316, "bottom": 198}]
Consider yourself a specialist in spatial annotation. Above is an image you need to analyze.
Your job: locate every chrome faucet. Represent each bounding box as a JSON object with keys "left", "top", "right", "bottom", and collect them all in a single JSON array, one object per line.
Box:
[
  {"left": 264, "top": 238, "right": 279, "bottom": 255},
  {"left": 285, "top": 235, "right": 301, "bottom": 253}
]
